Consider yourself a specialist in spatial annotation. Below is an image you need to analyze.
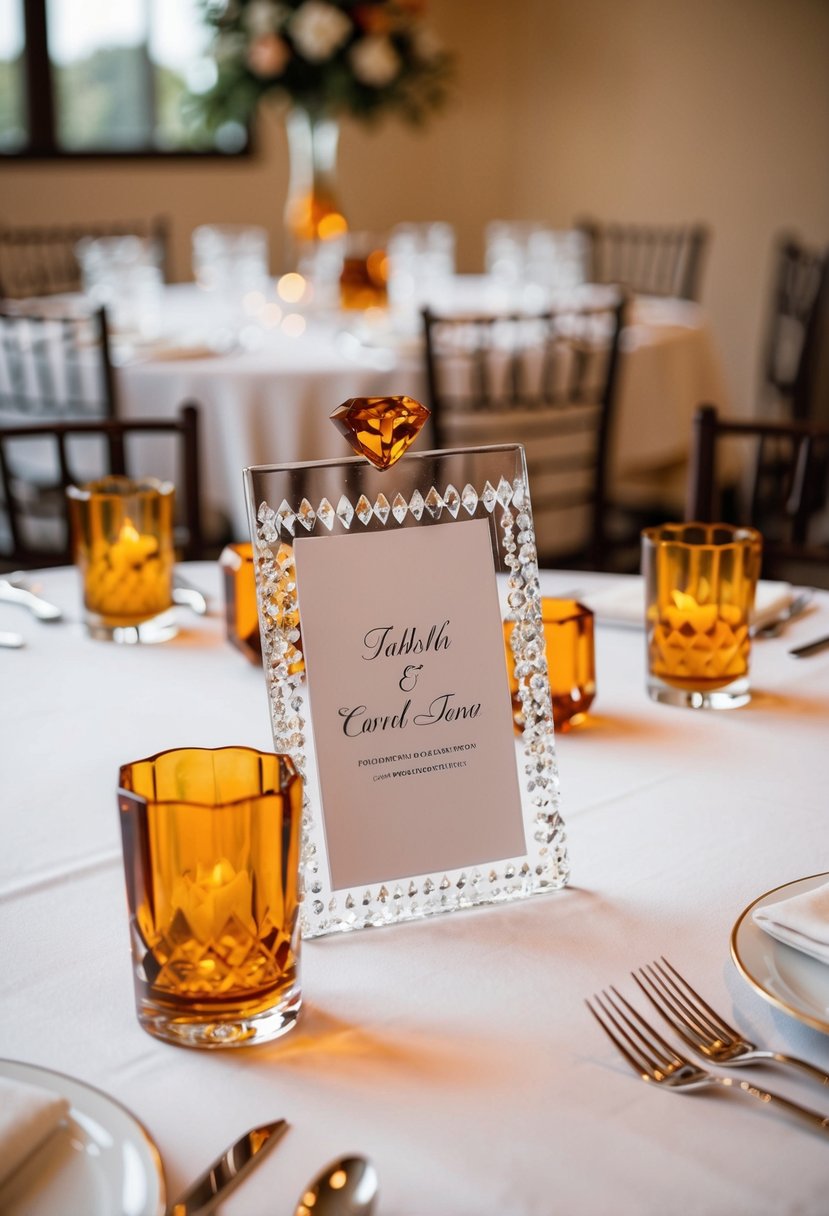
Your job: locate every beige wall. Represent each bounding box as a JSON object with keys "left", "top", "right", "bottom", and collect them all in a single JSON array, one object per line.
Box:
[{"left": 1, "top": 0, "right": 828, "bottom": 415}]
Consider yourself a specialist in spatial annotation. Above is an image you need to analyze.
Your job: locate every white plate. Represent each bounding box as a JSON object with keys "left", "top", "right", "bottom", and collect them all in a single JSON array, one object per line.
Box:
[
  {"left": 0, "top": 1060, "right": 165, "bottom": 1216},
  {"left": 731, "top": 873, "right": 829, "bottom": 1035}
]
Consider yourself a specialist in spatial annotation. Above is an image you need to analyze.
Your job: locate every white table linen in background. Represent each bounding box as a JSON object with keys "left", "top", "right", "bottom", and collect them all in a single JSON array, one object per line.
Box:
[
  {"left": 2, "top": 566, "right": 827, "bottom": 1216},
  {"left": 116, "top": 284, "right": 728, "bottom": 540}
]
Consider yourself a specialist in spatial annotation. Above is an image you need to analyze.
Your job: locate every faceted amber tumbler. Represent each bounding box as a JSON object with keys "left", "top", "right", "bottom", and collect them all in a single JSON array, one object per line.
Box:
[
  {"left": 118, "top": 746, "right": 303, "bottom": 1049},
  {"left": 339, "top": 233, "right": 388, "bottom": 310},
  {"left": 642, "top": 522, "right": 762, "bottom": 709},
  {"left": 67, "top": 475, "right": 176, "bottom": 643},
  {"left": 504, "top": 598, "right": 596, "bottom": 732},
  {"left": 219, "top": 543, "right": 261, "bottom": 663}
]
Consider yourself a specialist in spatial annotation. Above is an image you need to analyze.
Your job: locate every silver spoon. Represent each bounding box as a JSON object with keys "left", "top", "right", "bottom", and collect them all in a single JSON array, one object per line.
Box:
[
  {"left": 0, "top": 577, "right": 63, "bottom": 622},
  {"left": 292, "top": 1155, "right": 379, "bottom": 1216}
]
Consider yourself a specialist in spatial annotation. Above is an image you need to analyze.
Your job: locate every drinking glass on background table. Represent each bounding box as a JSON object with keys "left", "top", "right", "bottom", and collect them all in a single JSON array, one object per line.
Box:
[
  {"left": 76, "top": 235, "right": 163, "bottom": 340},
  {"left": 504, "top": 598, "right": 596, "bottom": 732},
  {"left": 387, "top": 221, "right": 455, "bottom": 330},
  {"left": 118, "top": 746, "right": 303, "bottom": 1049},
  {"left": 485, "top": 222, "right": 589, "bottom": 304},
  {"left": 339, "top": 232, "right": 389, "bottom": 311},
  {"left": 642, "top": 522, "right": 762, "bottom": 709},
  {"left": 220, "top": 541, "right": 261, "bottom": 663},
  {"left": 67, "top": 475, "right": 177, "bottom": 643},
  {"left": 192, "top": 223, "right": 270, "bottom": 337}
]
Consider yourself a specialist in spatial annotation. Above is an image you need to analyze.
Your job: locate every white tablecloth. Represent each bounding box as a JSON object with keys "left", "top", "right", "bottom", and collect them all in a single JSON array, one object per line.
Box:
[
  {"left": 2, "top": 565, "right": 827, "bottom": 1215},
  {"left": 116, "top": 284, "right": 728, "bottom": 540}
]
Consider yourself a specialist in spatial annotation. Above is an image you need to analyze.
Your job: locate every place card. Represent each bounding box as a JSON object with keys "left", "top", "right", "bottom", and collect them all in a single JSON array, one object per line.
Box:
[
  {"left": 245, "top": 444, "right": 568, "bottom": 937},
  {"left": 294, "top": 519, "right": 526, "bottom": 891}
]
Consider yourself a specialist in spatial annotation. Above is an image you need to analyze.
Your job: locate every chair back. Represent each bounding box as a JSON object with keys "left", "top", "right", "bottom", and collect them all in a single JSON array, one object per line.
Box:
[
  {"left": 422, "top": 292, "right": 626, "bottom": 568},
  {"left": 762, "top": 236, "right": 829, "bottom": 422},
  {"left": 0, "top": 216, "right": 169, "bottom": 299},
  {"left": 687, "top": 403, "right": 829, "bottom": 576},
  {"left": 0, "top": 404, "right": 203, "bottom": 569},
  {"left": 0, "top": 305, "right": 116, "bottom": 422},
  {"left": 576, "top": 218, "right": 709, "bottom": 300}
]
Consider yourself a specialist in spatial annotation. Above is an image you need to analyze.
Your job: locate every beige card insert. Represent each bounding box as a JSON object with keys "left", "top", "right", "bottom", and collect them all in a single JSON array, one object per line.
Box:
[{"left": 293, "top": 518, "right": 525, "bottom": 890}]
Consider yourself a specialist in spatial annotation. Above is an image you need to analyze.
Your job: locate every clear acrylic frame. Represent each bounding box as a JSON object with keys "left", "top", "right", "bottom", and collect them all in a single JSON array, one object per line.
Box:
[{"left": 244, "top": 444, "right": 569, "bottom": 937}]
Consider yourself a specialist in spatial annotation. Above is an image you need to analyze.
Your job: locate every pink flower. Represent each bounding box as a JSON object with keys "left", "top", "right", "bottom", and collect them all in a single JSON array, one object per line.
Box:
[
  {"left": 247, "top": 32, "right": 291, "bottom": 77},
  {"left": 349, "top": 35, "right": 401, "bottom": 87}
]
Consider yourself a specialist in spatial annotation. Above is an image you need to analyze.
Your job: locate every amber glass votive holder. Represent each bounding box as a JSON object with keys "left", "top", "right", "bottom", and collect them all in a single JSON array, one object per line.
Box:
[
  {"left": 219, "top": 542, "right": 261, "bottom": 663},
  {"left": 642, "top": 522, "right": 762, "bottom": 709},
  {"left": 504, "top": 598, "right": 596, "bottom": 733},
  {"left": 339, "top": 233, "right": 388, "bottom": 310},
  {"left": 118, "top": 746, "right": 303, "bottom": 1049},
  {"left": 67, "top": 475, "right": 176, "bottom": 643}
]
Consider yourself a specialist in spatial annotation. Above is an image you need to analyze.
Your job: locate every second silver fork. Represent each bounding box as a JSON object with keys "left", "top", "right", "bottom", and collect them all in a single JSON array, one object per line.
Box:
[{"left": 634, "top": 957, "right": 829, "bottom": 1087}]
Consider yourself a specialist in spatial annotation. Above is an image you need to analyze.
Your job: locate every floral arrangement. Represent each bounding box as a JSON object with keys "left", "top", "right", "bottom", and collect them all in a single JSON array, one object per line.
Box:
[{"left": 196, "top": 0, "right": 454, "bottom": 127}]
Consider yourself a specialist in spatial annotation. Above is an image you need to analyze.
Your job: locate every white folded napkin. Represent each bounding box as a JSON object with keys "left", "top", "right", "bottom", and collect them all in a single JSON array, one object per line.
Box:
[
  {"left": 752, "top": 881, "right": 829, "bottom": 964},
  {"left": 582, "top": 578, "right": 792, "bottom": 630},
  {"left": 0, "top": 1076, "right": 69, "bottom": 1188}
]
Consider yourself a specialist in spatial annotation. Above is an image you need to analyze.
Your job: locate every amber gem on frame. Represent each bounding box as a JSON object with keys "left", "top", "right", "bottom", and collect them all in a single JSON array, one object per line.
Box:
[{"left": 330, "top": 395, "right": 430, "bottom": 470}]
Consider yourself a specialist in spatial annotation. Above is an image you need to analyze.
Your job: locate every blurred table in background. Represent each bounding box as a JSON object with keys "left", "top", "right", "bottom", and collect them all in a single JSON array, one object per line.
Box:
[{"left": 115, "top": 281, "right": 729, "bottom": 542}]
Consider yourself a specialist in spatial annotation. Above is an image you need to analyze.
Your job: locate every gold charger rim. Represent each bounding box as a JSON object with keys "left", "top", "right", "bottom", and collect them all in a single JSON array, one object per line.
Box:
[{"left": 730, "top": 871, "right": 829, "bottom": 1035}]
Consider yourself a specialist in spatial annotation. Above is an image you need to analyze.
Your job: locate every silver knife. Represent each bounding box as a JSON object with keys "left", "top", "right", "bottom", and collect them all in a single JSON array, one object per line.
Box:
[
  {"left": 168, "top": 1119, "right": 289, "bottom": 1216},
  {"left": 0, "top": 578, "right": 63, "bottom": 622},
  {"left": 789, "top": 633, "right": 829, "bottom": 659}
]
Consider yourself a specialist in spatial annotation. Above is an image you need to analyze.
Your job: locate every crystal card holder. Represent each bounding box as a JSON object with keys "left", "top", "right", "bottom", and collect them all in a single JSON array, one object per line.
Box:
[{"left": 244, "top": 444, "right": 569, "bottom": 937}]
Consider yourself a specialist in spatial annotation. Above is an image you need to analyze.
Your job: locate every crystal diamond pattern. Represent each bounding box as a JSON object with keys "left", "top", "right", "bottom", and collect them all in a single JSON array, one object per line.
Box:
[
  {"left": 443, "top": 484, "right": 461, "bottom": 518},
  {"left": 336, "top": 495, "right": 354, "bottom": 528},
  {"left": 317, "top": 498, "right": 335, "bottom": 530},
  {"left": 355, "top": 494, "right": 373, "bottom": 525}
]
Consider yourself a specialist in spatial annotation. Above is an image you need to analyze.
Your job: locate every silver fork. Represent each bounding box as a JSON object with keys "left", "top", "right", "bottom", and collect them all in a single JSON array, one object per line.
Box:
[
  {"left": 586, "top": 986, "right": 829, "bottom": 1136},
  {"left": 634, "top": 957, "right": 829, "bottom": 1087}
]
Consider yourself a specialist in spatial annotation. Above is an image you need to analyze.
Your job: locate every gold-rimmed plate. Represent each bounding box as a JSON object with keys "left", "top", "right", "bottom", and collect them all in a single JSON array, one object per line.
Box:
[
  {"left": 731, "top": 872, "right": 829, "bottom": 1035},
  {"left": 0, "top": 1060, "right": 166, "bottom": 1215}
]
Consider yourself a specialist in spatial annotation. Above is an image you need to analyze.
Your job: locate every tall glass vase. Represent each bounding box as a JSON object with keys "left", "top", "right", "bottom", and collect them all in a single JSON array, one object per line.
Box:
[{"left": 283, "top": 107, "right": 347, "bottom": 276}]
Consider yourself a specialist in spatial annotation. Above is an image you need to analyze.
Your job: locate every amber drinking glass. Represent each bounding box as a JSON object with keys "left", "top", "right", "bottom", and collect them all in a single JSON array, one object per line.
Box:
[
  {"left": 67, "top": 475, "right": 176, "bottom": 643},
  {"left": 219, "top": 542, "right": 261, "bottom": 663},
  {"left": 339, "top": 233, "right": 388, "bottom": 310},
  {"left": 504, "top": 598, "right": 596, "bottom": 732},
  {"left": 642, "top": 522, "right": 762, "bottom": 709},
  {"left": 118, "top": 746, "right": 302, "bottom": 1049}
]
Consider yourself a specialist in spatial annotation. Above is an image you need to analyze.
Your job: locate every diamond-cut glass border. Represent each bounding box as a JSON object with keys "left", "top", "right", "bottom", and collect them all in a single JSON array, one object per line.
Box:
[{"left": 245, "top": 445, "right": 569, "bottom": 937}]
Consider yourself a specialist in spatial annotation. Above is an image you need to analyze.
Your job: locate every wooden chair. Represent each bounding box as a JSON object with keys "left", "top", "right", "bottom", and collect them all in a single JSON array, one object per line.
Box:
[
  {"left": 0, "top": 304, "right": 117, "bottom": 423},
  {"left": 422, "top": 293, "right": 626, "bottom": 568},
  {"left": 687, "top": 403, "right": 829, "bottom": 578},
  {"left": 0, "top": 304, "right": 119, "bottom": 524},
  {"left": 575, "top": 218, "right": 709, "bottom": 300},
  {"left": 0, "top": 404, "right": 204, "bottom": 569},
  {"left": 761, "top": 235, "right": 828, "bottom": 422},
  {"left": 0, "top": 216, "right": 170, "bottom": 299}
]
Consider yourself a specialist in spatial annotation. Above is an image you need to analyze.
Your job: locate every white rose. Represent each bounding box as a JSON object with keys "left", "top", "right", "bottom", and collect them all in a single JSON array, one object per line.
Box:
[
  {"left": 290, "top": 1, "right": 352, "bottom": 63},
  {"left": 349, "top": 35, "right": 401, "bottom": 88},
  {"left": 244, "top": 1, "right": 283, "bottom": 36},
  {"left": 247, "top": 33, "right": 291, "bottom": 77}
]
